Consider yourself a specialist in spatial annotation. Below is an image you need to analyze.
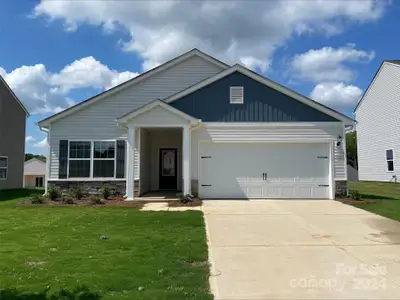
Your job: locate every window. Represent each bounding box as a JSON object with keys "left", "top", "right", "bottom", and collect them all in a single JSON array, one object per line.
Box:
[
  {"left": 35, "top": 177, "right": 44, "bottom": 187},
  {"left": 69, "top": 142, "right": 91, "bottom": 178},
  {"left": 93, "top": 141, "right": 115, "bottom": 178},
  {"left": 386, "top": 149, "right": 395, "bottom": 172},
  {"left": 67, "top": 141, "right": 117, "bottom": 178},
  {"left": 0, "top": 157, "right": 7, "bottom": 180},
  {"left": 230, "top": 86, "right": 244, "bottom": 104}
]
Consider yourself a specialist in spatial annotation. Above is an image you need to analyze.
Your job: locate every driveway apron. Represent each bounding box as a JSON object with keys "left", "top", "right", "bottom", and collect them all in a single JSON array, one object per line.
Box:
[{"left": 202, "top": 200, "right": 400, "bottom": 300}]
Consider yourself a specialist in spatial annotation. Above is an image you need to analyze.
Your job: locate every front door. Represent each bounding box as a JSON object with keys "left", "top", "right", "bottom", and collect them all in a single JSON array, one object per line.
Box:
[{"left": 159, "top": 148, "right": 177, "bottom": 190}]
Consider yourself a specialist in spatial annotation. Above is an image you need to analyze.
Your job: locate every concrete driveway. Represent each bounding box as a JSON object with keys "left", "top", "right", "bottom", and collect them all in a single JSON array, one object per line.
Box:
[{"left": 202, "top": 200, "right": 400, "bottom": 300}]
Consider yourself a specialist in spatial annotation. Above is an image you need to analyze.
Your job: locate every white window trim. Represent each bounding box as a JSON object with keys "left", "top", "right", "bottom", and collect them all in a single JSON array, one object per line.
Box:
[
  {"left": 230, "top": 86, "right": 244, "bottom": 104},
  {"left": 67, "top": 140, "right": 117, "bottom": 179},
  {"left": 386, "top": 149, "right": 395, "bottom": 172},
  {"left": 0, "top": 156, "right": 8, "bottom": 180}
]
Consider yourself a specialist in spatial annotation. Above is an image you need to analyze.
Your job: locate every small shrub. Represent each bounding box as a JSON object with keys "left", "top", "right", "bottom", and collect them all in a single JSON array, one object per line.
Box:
[
  {"left": 89, "top": 195, "right": 104, "bottom": 205},
  {"left": 62, "top": 195, "right": 75, "bottom": 204},
  {"left": 29, "top": 194, "right": 46, "bottom": 204},
  {"left": 71, "top": 185, "right": 86, "bottom": 200},
  {"left": 178, "top": 193, "right": 194, "bottom": 204},
  {"left": 348, "top": 189, "right": 362, "bottom": 201},
  {"left": 48, "top": 187, "right": 61, "bottom": 201},
  {"left": 100, "top": 185, "right": 113, "bottom": 200}
]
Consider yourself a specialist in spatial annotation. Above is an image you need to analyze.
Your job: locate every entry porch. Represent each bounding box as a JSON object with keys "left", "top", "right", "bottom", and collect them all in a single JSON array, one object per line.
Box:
[{"left": 117, "top": 99, "right": 200, "bottom": 200}]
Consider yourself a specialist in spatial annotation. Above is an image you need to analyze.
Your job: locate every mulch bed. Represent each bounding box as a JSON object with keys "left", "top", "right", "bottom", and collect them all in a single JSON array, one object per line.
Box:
[
  {"left": 18, "top": 197, "right": 203, "bottom": 209},
  {"left": 336, "top": 197, "right": 376, "bottom": 205},
  {"left": 18, "top": 196, "right": 144, "bottom": 209},
  {"left": 167, "top": 198, "right": 202, "bottom": 207}
]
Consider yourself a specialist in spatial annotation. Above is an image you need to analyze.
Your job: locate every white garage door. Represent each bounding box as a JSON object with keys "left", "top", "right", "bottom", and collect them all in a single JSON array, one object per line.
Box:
[{"left": 199, "top": 143, "right": 331, "bottom": 199}]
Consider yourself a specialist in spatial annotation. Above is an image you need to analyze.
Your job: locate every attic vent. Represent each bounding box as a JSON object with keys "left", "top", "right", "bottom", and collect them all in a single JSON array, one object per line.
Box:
[{"left": 230, "top": 86, "right": 244, "bottom": 104}]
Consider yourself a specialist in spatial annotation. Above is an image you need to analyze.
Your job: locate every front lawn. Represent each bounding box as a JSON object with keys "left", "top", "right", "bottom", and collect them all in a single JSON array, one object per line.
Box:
[
  {"left": 349, "top": 181, "right": 400, "bottom": 221},
  {"left": 0, "top": 189, "right": 211, "bottom": 299}
]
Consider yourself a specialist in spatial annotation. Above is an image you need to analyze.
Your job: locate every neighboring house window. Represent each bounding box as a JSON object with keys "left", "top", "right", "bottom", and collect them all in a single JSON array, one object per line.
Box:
[
  {"left": 0, "top": 157, "right": 7, "bottom": 180},
  {"left": 67, "top": 141, "right": 117, "bottom": 178},
  {"left": 35, "top": 177, "right": 44, "bottom": 187},
  {"left": 93, "top": 141, "right": 115, "bottom": 178},
  {"left": 230, "top": 86, "right": 244, "bottom": 104},
  {"left": 386, "top": 149, "right": 395, "bottom": 172},
  {"left": 69, "top": 141, "right": 91, "bottom": 178}
]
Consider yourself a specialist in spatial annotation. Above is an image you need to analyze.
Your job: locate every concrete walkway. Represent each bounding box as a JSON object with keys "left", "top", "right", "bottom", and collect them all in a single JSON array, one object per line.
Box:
[{"left": 203, "top": 200, "right": 400, "bottom": 300}]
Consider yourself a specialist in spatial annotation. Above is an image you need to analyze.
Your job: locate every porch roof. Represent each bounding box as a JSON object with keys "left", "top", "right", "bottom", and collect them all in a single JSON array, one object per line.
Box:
[{"left": 116, "top": 99, "right": 201, "bottom": 126}]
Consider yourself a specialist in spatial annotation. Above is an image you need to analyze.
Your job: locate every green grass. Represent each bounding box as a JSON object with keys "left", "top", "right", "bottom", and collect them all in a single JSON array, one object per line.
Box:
[
  {"left": 0, "top": 189, "right": 212, "bottom": 300},
  {"left": 349, "top": 181, "right": 400, "bottom": 221}
]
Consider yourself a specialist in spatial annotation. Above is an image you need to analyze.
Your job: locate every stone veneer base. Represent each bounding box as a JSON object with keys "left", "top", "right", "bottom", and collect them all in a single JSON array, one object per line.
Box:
[
  {"left": 48, "top": 180, "right": 139, "bottom": 197},
  {"left": 335, "top": 180, "right": 348, "bottom": 197}
]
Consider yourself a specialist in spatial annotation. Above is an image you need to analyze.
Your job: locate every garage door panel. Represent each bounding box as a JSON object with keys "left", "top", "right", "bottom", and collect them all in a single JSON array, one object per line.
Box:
[{"left": 199, "top": 142, "right": 330, "bottom": 199}]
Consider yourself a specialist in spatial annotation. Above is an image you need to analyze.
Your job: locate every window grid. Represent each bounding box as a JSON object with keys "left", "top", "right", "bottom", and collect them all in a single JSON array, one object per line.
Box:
[
  {"left": 93, "top": 141, "right": 116, "bottom": 178},
  {"left": 0, "top": 156, "right": 7, "bottom": 180},
  {"left": 67, "top": 141, "right": 117, "bottom": 179}
]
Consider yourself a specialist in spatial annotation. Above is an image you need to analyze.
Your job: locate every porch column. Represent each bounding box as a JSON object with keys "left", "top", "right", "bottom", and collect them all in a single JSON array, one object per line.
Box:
[
  {"left": 182, "top": 125, "right": 191, "bottom": 195},
  {"left": 126, "top": 125, "right": 135, "bottom": 200}
]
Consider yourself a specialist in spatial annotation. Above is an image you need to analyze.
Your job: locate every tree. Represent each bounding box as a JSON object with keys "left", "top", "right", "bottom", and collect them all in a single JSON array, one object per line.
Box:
[
  {"left": 25, "top": 153, "right": 46, "bottom": 162},
  {"left": 346, "top": 131, "right": 357, "bottom": 169}
]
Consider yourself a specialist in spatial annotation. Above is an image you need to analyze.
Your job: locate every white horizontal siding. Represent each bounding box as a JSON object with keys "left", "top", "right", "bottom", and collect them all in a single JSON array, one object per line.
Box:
[
  {"left": 49, "top": 56, "right": 223, "bottom": 179},
  {"left": 356, "top": 63, "right": 400, "bottom": 182},
  {"left": 190, "top": 123, "right": 346, "bottom": 180},
  {"left": 133, "top": 106, "right": 191, "bottom": 126}
]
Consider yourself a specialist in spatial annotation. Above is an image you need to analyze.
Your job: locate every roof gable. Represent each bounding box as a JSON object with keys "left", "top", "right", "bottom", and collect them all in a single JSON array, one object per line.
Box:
[
  {"left": 0, "top": 75, "right": 29, "bottom": 116},
  {"left": 171, "top": 71, "right": 340, "bottom": 122},
  {"left": 38, "top": 49, "right": 228, "bottom": 128},
  {"left": 165, "top": 65, "right": 354, "bottom": 124},
  {"left": 354, "top": 61, "right": 400, "bottom": 112},
  {"left": 117, "top": 99, "right": 199, "bottom": 125}
]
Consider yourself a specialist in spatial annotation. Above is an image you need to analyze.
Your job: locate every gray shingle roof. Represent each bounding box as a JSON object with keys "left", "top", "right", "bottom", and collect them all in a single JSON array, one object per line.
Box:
[{"left": 385, "top": 60, "right": 400, "bottom": 66}]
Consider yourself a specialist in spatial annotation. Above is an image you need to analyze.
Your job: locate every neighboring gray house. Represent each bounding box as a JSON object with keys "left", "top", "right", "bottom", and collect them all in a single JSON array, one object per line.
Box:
[
  {"left": 0, "top": 75, "right": 29, "bottom": 189},
  {"left": 355, "top": 61, "right": 400, "bottom": 183},
  {"left": 38, "top": 49, "right": 354, "bottom": 200},
  {"left": 347, "top": 165, "right": 359, "bottom": 181}
]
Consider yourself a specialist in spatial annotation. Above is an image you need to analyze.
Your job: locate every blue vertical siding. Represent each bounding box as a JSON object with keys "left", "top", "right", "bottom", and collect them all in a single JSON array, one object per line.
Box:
[{"left": 170, "top": 71, "right": 339, "bottom": 122}]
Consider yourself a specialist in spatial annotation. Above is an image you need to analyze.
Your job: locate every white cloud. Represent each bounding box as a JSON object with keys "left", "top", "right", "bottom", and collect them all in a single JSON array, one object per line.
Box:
[
  {"left": 33, "top": 137, "right": 48, "bottom": 148},
  {"left": 1, "top": 58, "right": 138, "bottom": 114},
  {"left": 25, "top": 136, "right": 35, "bottom": 143},
  {"left": 310, "top": 82, "right": 363, "bottom": 110},
  {"left": 50, "top": 57, "right": 139, "bottom": 93},
  {"left": 33, "top": 0, "right": 386, "bottom": 72},
  {"left": 105, "top": 71, "right": 139, "bottom": 90},
  {"left": 291, "top": 44, "right": 375, "bottom": 83}
]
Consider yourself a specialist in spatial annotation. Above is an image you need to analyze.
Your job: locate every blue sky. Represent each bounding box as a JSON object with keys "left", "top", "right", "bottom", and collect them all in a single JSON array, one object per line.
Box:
[{"left": 0, "top": 0, "right": 398, "bottom": 154}]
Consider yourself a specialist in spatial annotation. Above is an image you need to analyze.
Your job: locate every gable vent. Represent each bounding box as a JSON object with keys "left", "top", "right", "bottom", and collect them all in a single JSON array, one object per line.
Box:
[{"left": 230, "top": 86, "right": 244, "bottom": 104}]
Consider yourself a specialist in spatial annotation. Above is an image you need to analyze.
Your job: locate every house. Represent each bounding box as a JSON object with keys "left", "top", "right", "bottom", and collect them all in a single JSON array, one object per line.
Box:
[
  {"left": 23, "top": 158, "right": 46, "bottom": 188},
  {"left": 0, "top": 76, "right": 29, "bottom": 189},
  {"left": 347, "top": 165, "right": 359, "bottom": 181},
  {"left": 354, "top": 60, "right": 399, "bottom": 182},
  {"left": 38, "top": 49, "right": 354, "bottom": 200}
]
